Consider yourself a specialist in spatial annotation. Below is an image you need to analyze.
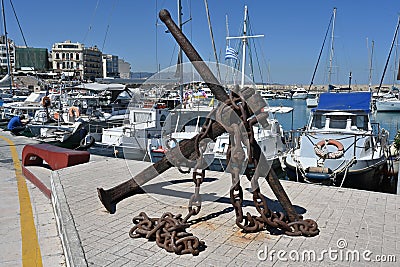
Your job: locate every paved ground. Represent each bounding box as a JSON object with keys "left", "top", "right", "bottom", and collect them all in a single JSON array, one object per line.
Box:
[
  {"left": 1, "top": 130, "right": 399, "bottom": 266},
  {"left": 0, "top": 132, "right": 65, "bottom": 267},
  {"left": 50, "top": 157, "right": 400, "bottom": 266}
]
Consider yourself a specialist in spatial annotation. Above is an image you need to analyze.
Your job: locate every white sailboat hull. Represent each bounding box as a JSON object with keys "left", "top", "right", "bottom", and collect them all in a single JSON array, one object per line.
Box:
[{"left": 375, "top": 98, "right": 400, "bottom": 111}]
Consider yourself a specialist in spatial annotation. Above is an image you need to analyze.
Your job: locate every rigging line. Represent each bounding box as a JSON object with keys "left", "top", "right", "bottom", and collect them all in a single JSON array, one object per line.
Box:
[
  {"left": 247, "top": 15, "right": 263, "bottom": 86},
  {"left": 378, "top": 16, "right": 400, "bottom": 92},
  {"left": 1, "top": 0, "right": 11, "bottom": 92},
  {"left": 393, "top": 29, "right": 398, "bottom": 85},
  {"left": 245, "top": 16, "right": 255, "bottom": 84},
  {"left": 9, "top": 0, "right": 40, "bottom": 82},
  {"left": 204, "top": 0, "right": 221, "bottom": 81},
  {"left": 251, "top": 38, "right": 264, "bottom": 86},
  {"left": 9, "top": 0, "right": 27, "bottom": 46},
  {"left": 101, "top": 0, "right": 118, "bottom": 52},
  {"left": 155, "top": 0, "right": 159, "bottom": 76},
  {"left": 169, "top": 43, "right": 177, "bottom": 67},
  {"left": 253, "top": 28, "right": 271, "bottom": 84},
  {"left": 309, "top": 12, "right": 333, "bottom": 91},
  {"left": 246, "top": 36, "right": 255, "bottom": 83},
  {"left": 82, "top": 0, "right": 100, "bottom": 44}
]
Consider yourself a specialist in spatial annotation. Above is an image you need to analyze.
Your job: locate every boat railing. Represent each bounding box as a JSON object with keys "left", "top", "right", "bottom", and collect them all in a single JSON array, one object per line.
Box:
[
  {"left": 286, "top": 127, "right": 387, "bottom": 158},
  {"left": 87, "top": 120, "right": 124, "bottom": 134}
]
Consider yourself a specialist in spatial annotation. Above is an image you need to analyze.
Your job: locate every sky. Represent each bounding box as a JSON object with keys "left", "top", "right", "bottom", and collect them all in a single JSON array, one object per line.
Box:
[{"left": 2, "top": 0, "right": 400, "bottom": 85}]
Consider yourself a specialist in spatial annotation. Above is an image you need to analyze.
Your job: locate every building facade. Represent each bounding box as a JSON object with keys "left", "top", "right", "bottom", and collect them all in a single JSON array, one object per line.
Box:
[
  {"left": 83, "top": 45, "right": 102, "bottom": 81},
  {"left": 14, "top": 47, "right": 50, "bottom": 72},
  {"left": 118, "top": 58, "right": 131, "bottom": 79},
  {"left": 102, "top": 54, "right": 119, "bottom": 78},
  {"left": 0, "top": 35, "right": 15, "bottom": 75},
  {"left": 51, "top": 40, "right": 84, "bottom": 80}
]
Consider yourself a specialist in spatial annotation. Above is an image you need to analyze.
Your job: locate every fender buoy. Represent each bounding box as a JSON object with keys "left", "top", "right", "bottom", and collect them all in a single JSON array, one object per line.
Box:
[
  {"left": 314, "top": 139, "right": 344, "bottom": 159},
  {"left": 69, "top": 106, "right": 80, "bottom": 117},
  {"left": 41, "top": 96, "right": 51, "bottom": 107}
]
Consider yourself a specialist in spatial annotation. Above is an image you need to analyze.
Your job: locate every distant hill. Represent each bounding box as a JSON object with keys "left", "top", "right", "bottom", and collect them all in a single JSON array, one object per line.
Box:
[{"left": 130, "top": 72, "right": 155, "bottom": 79}]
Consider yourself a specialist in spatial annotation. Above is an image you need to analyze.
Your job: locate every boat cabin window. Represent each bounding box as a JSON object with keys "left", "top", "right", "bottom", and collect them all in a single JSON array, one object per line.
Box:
[
  {"left": 132, "top": 111, "right": 152, "bottom": 123},
  {"left": 355, "top": 115, "right": 368, "bottom": 130},
  {"left": 329, "top": 115, "right": 348, "bottom": 129},
  {"left": 311, "top": 113, "right": 368, "bottom": 130},
  {"left": 310, "top": 114, "right": 326, "bottom": 129}
]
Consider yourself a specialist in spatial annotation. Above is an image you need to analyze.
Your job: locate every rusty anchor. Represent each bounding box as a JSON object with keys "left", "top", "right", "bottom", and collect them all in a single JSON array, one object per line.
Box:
[{"left": 97, "top": 9, "right": 319, "bottom": 254}]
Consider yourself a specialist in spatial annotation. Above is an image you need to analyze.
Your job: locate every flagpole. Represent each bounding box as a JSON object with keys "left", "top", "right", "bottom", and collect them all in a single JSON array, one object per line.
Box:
[{"left": 226, "top": 6, "right": 263, "bottom": 88}]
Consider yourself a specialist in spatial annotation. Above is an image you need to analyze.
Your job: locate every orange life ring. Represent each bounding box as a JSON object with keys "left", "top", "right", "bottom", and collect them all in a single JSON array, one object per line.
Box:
[
  {"left": 314, "top": 139, "right": 344, "bottom": 159},
  {"left": 41, "top": 96, "right": 51, "bottom": 107},
  {"left": 54, "top": 112, "right": 59, "bottom": 120},
  {"left": 68, "top": 106, "right": 80, "bottom": 117}
]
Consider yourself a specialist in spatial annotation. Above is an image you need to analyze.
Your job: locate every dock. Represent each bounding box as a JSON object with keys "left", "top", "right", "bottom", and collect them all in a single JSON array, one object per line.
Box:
[
  {"left": 24, "top": 150, "right": 400, "bottom": 266},
  {"left": 32, "top": 153, "right": 400, "bottom": 266}
]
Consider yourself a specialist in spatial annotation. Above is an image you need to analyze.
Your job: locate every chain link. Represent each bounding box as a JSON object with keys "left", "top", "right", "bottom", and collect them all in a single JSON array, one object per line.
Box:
[
  {"left": 129, "top": 88, "right": 319, "bottom": 256},
  {"left": 129, "top": 212, "right": 205, "bottom": 255},
  {"left": 224, "top": 89, "right": 319, "bottom": 237}
]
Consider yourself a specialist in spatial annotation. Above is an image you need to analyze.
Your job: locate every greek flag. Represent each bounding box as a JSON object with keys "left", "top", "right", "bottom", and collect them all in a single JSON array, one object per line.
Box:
[{"left": 225, "top": 46, "right": 238, "bottom": 60}]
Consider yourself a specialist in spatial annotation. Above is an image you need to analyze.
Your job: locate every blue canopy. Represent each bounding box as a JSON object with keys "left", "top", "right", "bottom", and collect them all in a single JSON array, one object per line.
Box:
[{"left": 316, "top": 92, "right": 372, "bottom": 113}]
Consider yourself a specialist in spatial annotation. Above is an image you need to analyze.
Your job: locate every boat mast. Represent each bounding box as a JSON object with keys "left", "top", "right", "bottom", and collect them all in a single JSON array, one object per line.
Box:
[
  {"left": 368, "top": 40, "right": 374, "bottom": 91},
  {"left": 378, "top": 15, "right": 400, "bottom": 93},
  {"left": 328, "top": 7, "right": 337, "bottom": 86},
  {"left": 204, "top": 0, "right": 221, "bottom": 81},
  {"left": 240, "top": 6, "right": 248, "bottom": 88},
  {"left": 177, "top": 0, "right": 183, "bottom": 104},
  {"left": 226, "top": 6, "right": 263, "bottom": 88},
  {"left": 1, "top": 0, "right": 12, "bottom": 93},
  {"left": 308, "top": 11, "right": 334, "bottom": 91},
  {"left": 393, "top": 31, "right": 398, "bottom": 87}
]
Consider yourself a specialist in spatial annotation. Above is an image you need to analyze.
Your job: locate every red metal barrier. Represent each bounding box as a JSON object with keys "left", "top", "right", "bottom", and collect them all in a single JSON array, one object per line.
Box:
[{"left": 22, "top": 143, "right": 90, "bottom": 170}]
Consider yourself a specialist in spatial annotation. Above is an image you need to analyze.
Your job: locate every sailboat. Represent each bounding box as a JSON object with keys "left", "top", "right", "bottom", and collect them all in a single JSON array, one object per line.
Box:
[
  {"left": 284, "top": 8, "right": 391, "bottom": 191},
  {"left": 207, "top": 6, "right": 291, "bottom": 173},
  {"left": 375, "top": 16, "right": 400, "bottom": 112}
]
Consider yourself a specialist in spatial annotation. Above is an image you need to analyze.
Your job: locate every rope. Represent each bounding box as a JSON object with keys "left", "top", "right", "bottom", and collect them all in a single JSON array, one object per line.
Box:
[{"left": 338, "top": 157, "right": 356, "bottom": 187}]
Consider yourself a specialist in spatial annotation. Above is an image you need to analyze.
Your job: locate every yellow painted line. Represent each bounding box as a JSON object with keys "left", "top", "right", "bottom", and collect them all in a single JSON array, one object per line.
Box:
[{"left": 0, "top": 135, "right": 42, "bottom": 267}]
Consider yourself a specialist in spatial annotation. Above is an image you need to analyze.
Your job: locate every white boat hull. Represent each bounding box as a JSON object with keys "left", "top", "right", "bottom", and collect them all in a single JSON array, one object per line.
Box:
[{"left": 375, "top": 99, "right": 400, "bottom": 111}]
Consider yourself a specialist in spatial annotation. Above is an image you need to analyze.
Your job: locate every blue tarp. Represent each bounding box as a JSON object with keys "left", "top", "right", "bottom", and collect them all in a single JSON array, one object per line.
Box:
[{"left": 316, "top": 92, "right": 372, "bottom": 112}]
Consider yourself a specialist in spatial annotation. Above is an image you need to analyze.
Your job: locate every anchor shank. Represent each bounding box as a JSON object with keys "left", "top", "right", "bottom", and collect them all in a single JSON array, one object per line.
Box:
[{"left": 266, "top": 168, "right": 299, "bottom": 222}]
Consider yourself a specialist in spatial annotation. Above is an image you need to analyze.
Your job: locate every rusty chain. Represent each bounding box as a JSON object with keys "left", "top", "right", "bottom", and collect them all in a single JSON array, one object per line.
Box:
[
  {"left": 129, "top": 168, "right": 206, "bottom": 255},
  {"left": 130, "top": 87, "right": 318, "bottom": 256},
  {"left": 129, "top": 211, "right": 205, "bottom": 255},
  {"left": 225, "top": 89, "right": 319, "bottom": 237}
]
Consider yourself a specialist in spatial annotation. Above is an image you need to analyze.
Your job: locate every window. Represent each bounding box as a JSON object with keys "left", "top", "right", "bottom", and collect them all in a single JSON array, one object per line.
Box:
[
  {"left": 311, "top": 114, "right": 325, "bottom": 129},
  {"left": 356, "top": 115, "right": 368, "bottom": 130},
  {"left": 329, "top": 116, "right": 347, "bottom": 129}
]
